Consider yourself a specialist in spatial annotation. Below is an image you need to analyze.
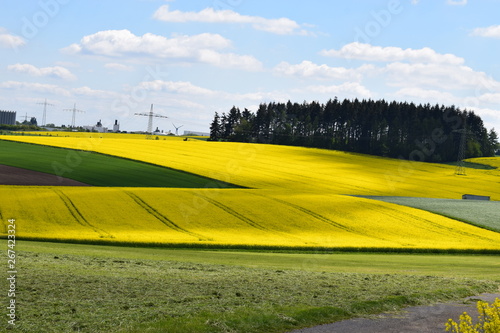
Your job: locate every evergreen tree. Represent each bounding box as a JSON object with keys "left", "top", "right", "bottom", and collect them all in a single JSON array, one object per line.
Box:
[{"left": 207, "top": 99, "right": 497, "bottom": 161}]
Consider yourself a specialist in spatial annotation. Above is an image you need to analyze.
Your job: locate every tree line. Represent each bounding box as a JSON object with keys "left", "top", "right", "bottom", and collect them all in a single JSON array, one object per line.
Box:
[{"left": 209, "top": 98, "right": 498, "bottom": 162}]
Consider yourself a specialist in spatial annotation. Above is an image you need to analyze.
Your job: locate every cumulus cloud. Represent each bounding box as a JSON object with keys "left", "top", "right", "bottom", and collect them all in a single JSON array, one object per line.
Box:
[
  {"left": 153, "top": 5, "right": 310, "bottom": 35},
  {"left": 303, "top": 82, "right": 372, "bottom": 98},
  {"left": 383, "top": 62, "right": 500, "bottom": 91},
  {"left": 394, "top": 87, "right": 457, "bottom": 104},
  {"left": 470, "top": 25, "right": 500, "bottom": 38},
  {"left": 62, "top": 29, "right": 262, "bottom": 71},
  {"left": 0, "top": 28, "right": 25, "bottom": 49},
  {"left": 7, "top": 63, "right": 76, "bottom": 81},
  {"left": 0, "top": 81, "right": 71, "bottom": 96},
  {"left": 273, "top": 60, "right": 372, "bottom": 81},
  {"left": 138, "top": 80, "right": 216, "bottom": 96},
  {"left": 320, "top": 42, "right": 464, "bottom": 65},
  {"left": 72, "top": 86, "right": 121, "bottom": 99},
  {"left": 135, "top": 79, "right": 287, "bottom": 103},
  {"left": 104, "top": 63, "right": 133, "bottom": 71}
]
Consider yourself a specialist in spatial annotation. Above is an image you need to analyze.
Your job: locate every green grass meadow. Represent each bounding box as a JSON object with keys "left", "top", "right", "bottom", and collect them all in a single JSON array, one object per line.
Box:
[
  {"left": 2, "top": 240, "right": 499, "bottom": 332},
  {"left": 0, "top": 140, "right": 236, "bottom": 188}
]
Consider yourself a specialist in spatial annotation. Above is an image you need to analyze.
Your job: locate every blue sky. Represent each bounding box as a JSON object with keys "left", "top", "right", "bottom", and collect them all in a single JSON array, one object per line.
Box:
[{"left": 1, "top": 0, "right": 500, "bottom": 134}]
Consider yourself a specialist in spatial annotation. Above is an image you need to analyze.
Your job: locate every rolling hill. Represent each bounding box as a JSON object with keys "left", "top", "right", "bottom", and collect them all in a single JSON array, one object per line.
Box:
[{"left": 1, "top": 134, "right": 499, "bottom": 251}]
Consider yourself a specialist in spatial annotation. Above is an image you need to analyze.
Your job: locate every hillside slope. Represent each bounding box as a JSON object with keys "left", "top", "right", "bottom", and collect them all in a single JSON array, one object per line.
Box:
[{"left": 1, "top": 135, "right": 499, "bottom": 251}]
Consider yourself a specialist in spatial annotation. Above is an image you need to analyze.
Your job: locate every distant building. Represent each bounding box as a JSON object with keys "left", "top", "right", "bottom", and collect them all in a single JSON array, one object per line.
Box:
[
  {"left": 83, "top": 119, "right": 108, "bottom": 133},
  {"left": 113, "top": 120, "right": 120, "bottom": 132},
  {"left": 0, "top": 110, "right": 16, "bottom": 125},
  {"left": 183, "top": 130, "right": 210, "bottom": 136}
]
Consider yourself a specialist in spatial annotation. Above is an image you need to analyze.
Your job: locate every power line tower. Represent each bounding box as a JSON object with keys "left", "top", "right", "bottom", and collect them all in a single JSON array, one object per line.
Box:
[
  {"left": 454, "top": 128, "right": 467, "bottom": 176},
  {"left": 21, "top": 113, "right": 36, "bottom": 123},
  {"left": 37, "top": 98, "right": 53, "bottom": 126},
  {"left": 453, "top": 114, "right": 473, "bottom": 176},
  {"left": 63, "top": 103, "right": 85, "bottom": 128},
  {"left": 172, "top": 123, "right": 183, "bottom": 136},
  {"left": 134, "top": 104, "right": 168, "bottom": 139}
]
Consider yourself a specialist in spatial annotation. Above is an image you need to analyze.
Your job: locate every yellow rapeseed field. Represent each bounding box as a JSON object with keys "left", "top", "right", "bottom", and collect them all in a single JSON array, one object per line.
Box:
[
  {"left": 2, "top": 187, "right": 500, "bottom": 249},
  {"left": 1, "top": 134, "right": 499, "bottom": 250}
]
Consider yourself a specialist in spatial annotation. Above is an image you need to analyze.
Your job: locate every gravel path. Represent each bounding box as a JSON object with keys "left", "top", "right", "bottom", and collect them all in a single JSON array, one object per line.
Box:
[{"left": 288, "top": 293, "right": 500, "bottom": 333}]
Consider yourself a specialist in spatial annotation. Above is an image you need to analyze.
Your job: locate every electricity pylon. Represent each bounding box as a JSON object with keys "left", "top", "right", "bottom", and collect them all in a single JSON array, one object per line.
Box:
[
  {"left": 172, "top": 123, "right": 183, "bottom": 136},
  {"left": 453, "top": 116, "right": 471, "bottom": 176},
  {"left": 454, "top": 129, "right": 467, "bottom": 175},
  {"left": 134, "top": 104, "right": 168, "bottom": 139},
  {"left": 21, "top": 113, "right": 36, "bottom": 124},
  {"left": 63, "top": 103, "right": 85, "bottom": 128},
  {"left": 37, "top": 98, "right": 53, "bottom": 126}
]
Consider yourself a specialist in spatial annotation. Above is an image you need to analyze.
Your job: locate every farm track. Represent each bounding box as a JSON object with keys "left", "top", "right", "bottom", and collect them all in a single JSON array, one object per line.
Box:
[
  {"left": 126, "top": 192, "right": 208, "bottom": 241},
  {"left": 195, "top": 194, "right": 271, "bottom": 232},
  {"left": 262, "top": 194, "right": 399, "bottom": 244},
  {"left": 54, "top": 190, "right": 114, "bottom": 239}
]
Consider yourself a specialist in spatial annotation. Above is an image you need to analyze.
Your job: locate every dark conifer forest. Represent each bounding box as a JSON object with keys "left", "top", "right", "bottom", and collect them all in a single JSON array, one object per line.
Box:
[{"left": 209, "top": 98, "right": 498, "bottom": 162}]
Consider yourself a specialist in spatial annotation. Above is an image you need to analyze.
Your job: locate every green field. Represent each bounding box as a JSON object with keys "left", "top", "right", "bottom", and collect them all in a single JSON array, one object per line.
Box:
[
  {"left": 2, "top": 241, "right": 499, "bottom": 333},
  {"left": 0, "top": 140, "right": 236, "bottom": 188},
  {"left": 362, "top": 196, "right": 500, "bottom": 232}
]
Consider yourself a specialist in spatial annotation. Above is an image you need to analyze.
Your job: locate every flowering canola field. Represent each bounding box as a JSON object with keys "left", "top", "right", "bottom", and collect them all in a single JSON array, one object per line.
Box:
[{"left": 1, "top": 135, "right": 499, "bottom": 250}]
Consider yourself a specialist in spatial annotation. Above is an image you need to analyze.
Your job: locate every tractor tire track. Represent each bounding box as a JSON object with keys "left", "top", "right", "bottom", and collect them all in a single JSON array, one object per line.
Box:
[
  {"left": 126, "top": 192, "right": 208, "bottom": 241},
  {"left": 249, "top": 192, "right": 396, "bottom": 243},
  {"left": 194, "top": 194, "right": 270, "bottom": 232},
  {"left": 259, "top": 194, "right": 355, "bottom": 233},
  {"left": 194, "top": 194, "right": 316, "bottom": 244},
  {"left": 54, "top": 190, "right": 113, "bottom": 238}
]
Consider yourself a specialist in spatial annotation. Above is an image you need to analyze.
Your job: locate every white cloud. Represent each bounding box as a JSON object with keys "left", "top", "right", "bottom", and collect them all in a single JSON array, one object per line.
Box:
[
  {"left": 7, "top": 63, "right": 77, "bottom": 81},
  {"left": 383, "top": 62, "right": 500, "bottom": 91},
  {"left": 0, "top": 81, "right": 71, "bottom": 96},
  {"left": 62, "top": 29, "right": 262, "bottom": 71},
  {"left": 273, "top": 60, "right": 370, "bottom": 80},
  {"left": 393, "top": 87, "right": 457, "bottom": 104},
  {"left": 447, "top": 0, "right": 467, "bottom": 5},
  {"left": 138, "top": 80, "right": 216, "bottom": 96},
  {"left": 0, "top": 28, "right": 25, "bottom": 49},
  {"left": 153, "top": 5, "right": 310, "bottom": 35},
  {"left": 303, "top": 82, "right": 372, "bottom": 98},
  {"left": 72, "top": 86, "right": 121, "bottom": 99},
  {"left": 136, "top": 80, "right": 288, "bottom": 103},
  {"left": 470, "top": 25, "right": 500, "bottom": 38},
  {"left": 321, "top": 42, "right": 464, "bottom": 65},
  {"left": 104, "top": 63, "right": 133, "bottom": 71}
]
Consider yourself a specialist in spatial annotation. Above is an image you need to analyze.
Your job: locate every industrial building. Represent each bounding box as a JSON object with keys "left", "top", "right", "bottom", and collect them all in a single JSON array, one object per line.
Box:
[
  {"left": 0, "top": 111, "right": 16, "bottom": 125},
  {"left": 113, "top": 120, "right": 120, "bottom": 132}
]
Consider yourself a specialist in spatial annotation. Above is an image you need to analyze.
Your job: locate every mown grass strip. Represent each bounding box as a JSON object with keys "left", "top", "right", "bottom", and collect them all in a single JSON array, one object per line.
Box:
[
  {"left": 3, "top": 244, "right": 498, "bottom": 333},
  {"left": 5, "top": 236, "right": 500, "bottom": 255},
  {"left": 0, "top": 139, "right": 239, "bottom": 188}
]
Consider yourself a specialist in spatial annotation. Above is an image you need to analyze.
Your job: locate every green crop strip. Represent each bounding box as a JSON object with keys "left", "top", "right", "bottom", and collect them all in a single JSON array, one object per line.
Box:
[{"left": 0, "top": 140, "right": 239, "bottom": 188}]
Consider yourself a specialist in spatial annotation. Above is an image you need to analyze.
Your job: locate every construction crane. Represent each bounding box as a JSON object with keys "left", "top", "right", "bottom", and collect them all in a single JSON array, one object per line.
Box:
[
  {"left": 172, "top": 123, "right": 183, "bottom": 136},
  {"left": 63, "top": 103, "right": 85, "bottom": 128},
  {"left": 37, "top": 98, "right": 53, "bottom": 126},
  {"left": 134, "top": 104, "right": 168, "bottom": 139}
]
